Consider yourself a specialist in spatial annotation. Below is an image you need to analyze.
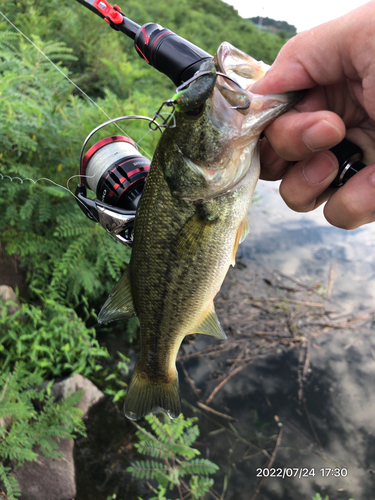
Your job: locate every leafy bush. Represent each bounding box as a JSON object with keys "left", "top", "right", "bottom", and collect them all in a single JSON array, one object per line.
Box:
[
  {"left": 128, "top": 413, "right": 219, "bottom": 500},
  {"left": 0, "top": 364, "right": 87, "bottom": 499},
  {"left": 0, "top": 31, "right": 141, "bottom": 306},
  {"left": 0, "top": 292, "right": 109, "bottom": 378}
]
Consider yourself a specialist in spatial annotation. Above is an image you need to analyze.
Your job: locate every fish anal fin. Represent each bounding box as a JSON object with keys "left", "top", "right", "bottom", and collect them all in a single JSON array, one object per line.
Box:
[
  {"left": 98, "top": 267, "right": 135, "bottom": 324},
  {"left": 124, "top": 365, "right": 181, "bottom": 421},
  {"left": 193, "top": 304, "right": 226, "bottom": 339},
  {"left": 231, "top": 217, "right": 250, "bottom": 266}
]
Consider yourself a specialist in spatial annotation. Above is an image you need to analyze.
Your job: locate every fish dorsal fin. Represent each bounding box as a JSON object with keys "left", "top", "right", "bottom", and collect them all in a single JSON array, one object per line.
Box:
[
  {"left": 98, "top": 267, "right": 135, "bottom": 324},
  {"left": 231, "top": 217, "right": 250, "bottom": 266},
  {"left": 193, "top": 304, "right": 227, "bottom": 339}
]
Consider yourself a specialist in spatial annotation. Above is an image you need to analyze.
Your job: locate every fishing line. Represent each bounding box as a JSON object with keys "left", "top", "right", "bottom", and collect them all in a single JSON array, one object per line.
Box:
[
  {"left": 0, "top": 171, "right": 100, "bottom": 223},
  {"left": 0, "top": 10, "right": 153, "bottom": 160}
]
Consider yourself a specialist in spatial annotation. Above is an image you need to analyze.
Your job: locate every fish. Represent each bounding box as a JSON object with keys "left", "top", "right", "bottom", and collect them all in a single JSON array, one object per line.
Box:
[{"left": 98, "top": 42, "right": 302, "bottom": 421}]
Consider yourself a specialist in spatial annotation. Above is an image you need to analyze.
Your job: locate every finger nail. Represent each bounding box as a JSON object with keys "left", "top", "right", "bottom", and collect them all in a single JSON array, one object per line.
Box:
[
  {"left": 369, "top": 170, "right": 375, "bottom": 187},
  {"left": 303, "top": 120, "right": 344, "bottom": 151},
  {"left": 303, "top": 152, "right": 338, "bottom": 185}
]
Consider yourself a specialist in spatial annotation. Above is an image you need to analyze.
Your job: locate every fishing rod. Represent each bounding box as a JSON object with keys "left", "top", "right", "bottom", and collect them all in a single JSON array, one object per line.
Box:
[{"left": 74, "top": 0, "right": 367, "bottom": 245}]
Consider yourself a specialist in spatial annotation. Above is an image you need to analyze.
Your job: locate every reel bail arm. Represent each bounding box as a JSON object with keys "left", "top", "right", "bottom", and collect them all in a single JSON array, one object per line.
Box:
[{"left": 75, "top": 184, "right": 136, "bottom": 246}]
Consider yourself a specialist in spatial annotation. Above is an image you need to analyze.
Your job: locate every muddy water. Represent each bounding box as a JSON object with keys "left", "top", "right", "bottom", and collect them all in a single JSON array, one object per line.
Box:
[{"left": 75, "top": 180, "right": 375, "bottom": 500}]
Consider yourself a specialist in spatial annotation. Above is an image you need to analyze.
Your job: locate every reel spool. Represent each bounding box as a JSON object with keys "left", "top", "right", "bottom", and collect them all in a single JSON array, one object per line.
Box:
[{"left": 80, "top": 135, "right": 150, "bottom": 211}]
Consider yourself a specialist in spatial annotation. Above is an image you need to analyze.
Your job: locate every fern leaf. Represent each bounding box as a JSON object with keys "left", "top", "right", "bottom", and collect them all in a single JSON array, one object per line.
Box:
[
  {"left": 146, "top": 414, "right": 174, "bottom": 444},
  {"left": 180, "top": 424, "right": 200, "bottom": 448},
  {"left": 169, "top": 441, "right": 200, "bottom": 461},
  {"left": 40, "top": 184, "right": 69, "bottom": 198},
  {"left": 37, "top": 191, "right": 52, "bottom": 223},
  {"left": 19, "top": 189, "right": 39, "bottom": 221},
  {"left": 178, "top": 458, "right": 219, "bottom": 477},
  {"left": 136, "top": 438, "right": 173, "bottom": 460},
  {"left": 149, "top": 484, "right": 173, "bottom": 500},
  {"left": 189, "top": 475, "right": 214, "bottom": 500},
  {"left": 0, "top": 464, "right": 21, "bottom": 500},
  {"left": 127, "top": 459, "right": 169, "bottom": 481}
]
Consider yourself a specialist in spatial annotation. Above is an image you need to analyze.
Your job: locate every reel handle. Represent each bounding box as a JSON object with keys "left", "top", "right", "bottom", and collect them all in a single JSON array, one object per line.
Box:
[{"left": 330, "top": 138, "right": 366, "bottom": 188}]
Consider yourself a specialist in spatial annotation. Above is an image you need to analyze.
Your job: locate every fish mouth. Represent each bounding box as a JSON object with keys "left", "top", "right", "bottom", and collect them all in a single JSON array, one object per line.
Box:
[
  {"left": 215, "top": 42, "right": 270, "bottom": 92},
  {"left": 173, "top": 42, "right": 304, "bottom": 201},
  {"left": 212, "top": 42, "right": 303, "bottom": 135},
  {"left": 178, "top": 44, "right": 272, "bottom": 199}
]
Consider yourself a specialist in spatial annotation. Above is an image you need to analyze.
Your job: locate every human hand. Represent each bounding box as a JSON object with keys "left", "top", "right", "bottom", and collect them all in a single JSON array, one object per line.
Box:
[{"left": 251, "top": 1, "right": 375, "bottom": 229}]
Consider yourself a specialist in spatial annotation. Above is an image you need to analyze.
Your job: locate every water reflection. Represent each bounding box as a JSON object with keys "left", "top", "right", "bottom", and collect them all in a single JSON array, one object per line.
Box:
[{"left": 245, "top": 181, "right": 375, "bottom": 313}]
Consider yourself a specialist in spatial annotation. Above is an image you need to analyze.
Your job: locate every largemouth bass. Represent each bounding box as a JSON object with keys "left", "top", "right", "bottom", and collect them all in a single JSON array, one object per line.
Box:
[{"left": 99, "top": 42, "right": 301, "bottom": 421}]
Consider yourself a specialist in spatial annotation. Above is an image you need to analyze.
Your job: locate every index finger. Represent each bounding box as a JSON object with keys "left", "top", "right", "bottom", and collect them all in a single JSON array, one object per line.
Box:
[{"left": 251, "top": 2, "right": 374, "bottom": 96}]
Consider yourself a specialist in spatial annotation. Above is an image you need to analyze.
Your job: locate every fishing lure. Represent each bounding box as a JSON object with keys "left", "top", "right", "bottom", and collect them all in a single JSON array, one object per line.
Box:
[{"left": 172, "top": 60, "right": 217, "bottom": 112}]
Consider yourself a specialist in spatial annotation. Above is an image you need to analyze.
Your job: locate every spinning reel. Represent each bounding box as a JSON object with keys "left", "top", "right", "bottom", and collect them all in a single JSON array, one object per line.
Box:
[{"left": 75, "top": 115, "right": 164, "bottom": 247}]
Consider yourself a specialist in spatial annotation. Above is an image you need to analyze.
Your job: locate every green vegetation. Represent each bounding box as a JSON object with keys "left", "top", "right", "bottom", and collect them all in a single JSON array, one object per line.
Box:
[
  {"left": 0, "top": 293, "right": 108, "bottom": 376},
  {"left": 0, "top": 0, "right": 290, "bottom": 497},
  {"left": 128, "top": 413, "right": 218, "bottom": 500},
  {"left": 0, "top": 364, "right": 87, "bottom": 499}
]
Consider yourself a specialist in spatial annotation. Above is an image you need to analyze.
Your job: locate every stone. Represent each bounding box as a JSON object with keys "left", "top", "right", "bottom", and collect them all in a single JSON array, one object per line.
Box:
[
  {"left": 0, "top": 245, "right": 27, "bottom": 297},
  {"left": 14, "top": 440, "right": 75, "bottom": 500},
  {"left": 0, "top": 285, "right": 21, "bottom": 316},
  {"left": 51, "top": 373, "right": 104, "bottom": 418}
]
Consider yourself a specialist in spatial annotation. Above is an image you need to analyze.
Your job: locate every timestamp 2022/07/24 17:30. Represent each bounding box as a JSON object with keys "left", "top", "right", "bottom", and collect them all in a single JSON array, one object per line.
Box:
[{"left": 255, "top": 468, "right": 348, "bottom": 479}]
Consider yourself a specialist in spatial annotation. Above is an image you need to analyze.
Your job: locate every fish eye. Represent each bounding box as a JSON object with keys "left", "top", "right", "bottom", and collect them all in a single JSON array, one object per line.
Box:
[{"left": 184, "top": 103, "right": 205, "bottom": 117}]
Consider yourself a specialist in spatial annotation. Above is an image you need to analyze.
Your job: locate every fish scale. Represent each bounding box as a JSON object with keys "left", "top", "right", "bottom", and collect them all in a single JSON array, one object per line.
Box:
[{"left": 98, "top": 42, "right": 303, "bottom": 420}]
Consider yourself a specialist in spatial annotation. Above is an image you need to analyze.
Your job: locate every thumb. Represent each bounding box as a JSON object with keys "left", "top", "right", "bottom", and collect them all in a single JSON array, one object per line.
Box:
[{"left": 324, "top": 163, "right": 375, "bottom": 229}]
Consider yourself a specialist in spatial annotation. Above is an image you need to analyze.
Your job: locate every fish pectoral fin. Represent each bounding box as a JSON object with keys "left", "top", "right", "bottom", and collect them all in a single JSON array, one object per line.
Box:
[
  {"left": 174, "top": 213, "right": 215, "bottom": 258},
  {"left": 231, "top": 217, "right": 250, "bottom": 266},
  {"left": 98, "top": 267, "right": 136, "bottom": 324},
  {"left": 194, "top": 304, "right": 227, "bottom": 339},
  {"left": 239, "top": 217, "right": 250, "bottom": 244}
]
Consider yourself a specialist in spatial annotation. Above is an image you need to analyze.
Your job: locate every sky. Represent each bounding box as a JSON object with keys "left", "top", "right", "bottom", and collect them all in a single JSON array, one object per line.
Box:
[{"left": 224, "top": 0, "right": 370, "bottom": 32}]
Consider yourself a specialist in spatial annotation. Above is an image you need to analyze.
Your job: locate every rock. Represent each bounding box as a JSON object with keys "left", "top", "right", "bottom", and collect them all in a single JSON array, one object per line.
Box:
[
  {"left": 0, "top": 285, "right": 21, "bottom": 316},
  {"left": 51, "top": 373, "right": 104, "bottom": 418},
  {"left": 14, "top": 376, "right": 104, "bottom": 500},
  {"left": 14, "top": 439, "right": 75, "bottom": 500},
  {"left": 0, "top": 245, "right": 28, "bottom": 297}
]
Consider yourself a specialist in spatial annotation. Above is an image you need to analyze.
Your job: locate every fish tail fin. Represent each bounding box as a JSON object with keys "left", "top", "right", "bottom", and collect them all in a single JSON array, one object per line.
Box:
[{"left": 124, "top": 365, "right": 181, "bottom": 421}]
